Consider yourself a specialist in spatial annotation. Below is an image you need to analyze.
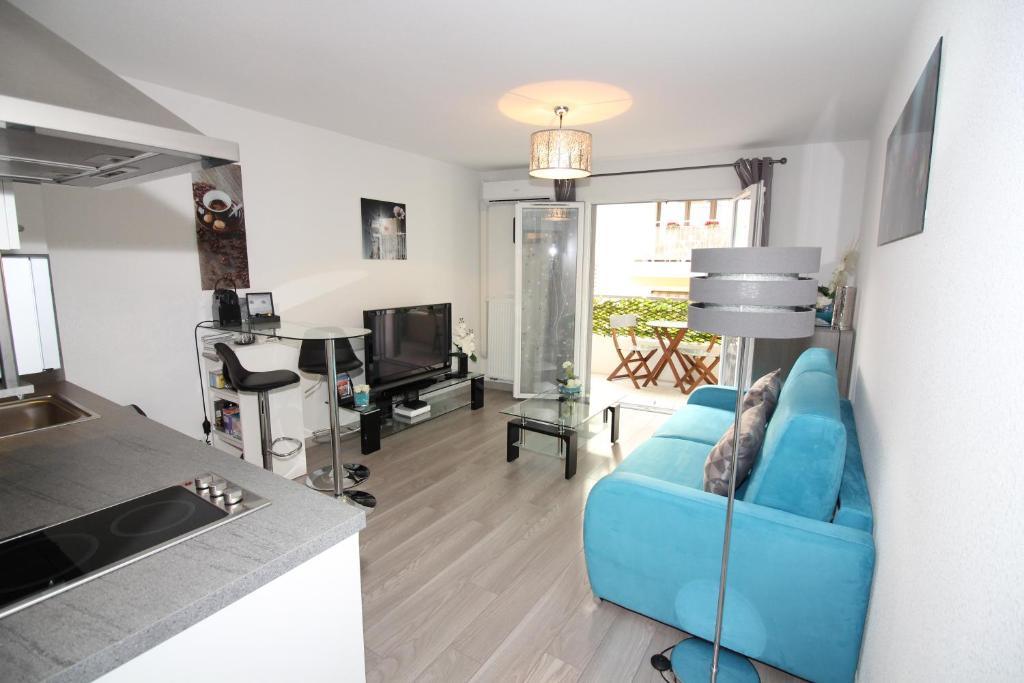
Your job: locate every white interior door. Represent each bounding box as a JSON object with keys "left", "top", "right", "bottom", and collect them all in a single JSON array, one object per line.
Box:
[
  {"left": 513, "top": 202, "right": 588, "bottom": 398},
  {"left": 718, "top": 182, "right": 764, "bottom": 388}
]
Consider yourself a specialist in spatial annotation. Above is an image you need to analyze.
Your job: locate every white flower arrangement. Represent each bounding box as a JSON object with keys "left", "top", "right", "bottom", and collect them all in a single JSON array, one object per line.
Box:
[
  {"left": 560, "top": 360, "right": 582, "bottom": 395},
  {"left": 820, "top": 246, "right": 859, "bottom": 299},
  {"left": 354, "top": 384, "right": 370, "bottom": 394},
  {"left": 453, "top": 318, "right": 477, "bottom": 362}
]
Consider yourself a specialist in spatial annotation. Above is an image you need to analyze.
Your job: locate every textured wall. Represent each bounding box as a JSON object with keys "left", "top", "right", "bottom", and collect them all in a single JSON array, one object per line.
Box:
[{"left": 851, "top": 0, "right": 1024, "bottom": 678}]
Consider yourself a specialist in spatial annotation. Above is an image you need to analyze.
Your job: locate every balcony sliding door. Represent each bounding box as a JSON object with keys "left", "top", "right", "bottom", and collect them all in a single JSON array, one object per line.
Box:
[{"left": 513, "top": 202, "right": 588, "bottom": 398}]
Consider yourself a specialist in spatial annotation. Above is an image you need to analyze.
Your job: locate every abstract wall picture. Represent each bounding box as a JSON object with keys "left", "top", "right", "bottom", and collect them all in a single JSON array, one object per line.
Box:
[
  {"left": 192, "top": 164, "right": 250, "bottom": 289},
  {"left": 361, "top": 198, "right": 407, "bottom": 260},
  {"left": 878, "top": 38, "right": 942, "bottom": 246}
]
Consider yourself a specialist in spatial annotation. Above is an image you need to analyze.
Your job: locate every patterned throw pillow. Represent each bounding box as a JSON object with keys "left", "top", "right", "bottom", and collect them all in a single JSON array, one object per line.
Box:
[
  {"left": 741, "top": 369, "right": 783, "bottom": 419},
  {"left": 703, "top": 400, "right": 769, "bottom": 496}
]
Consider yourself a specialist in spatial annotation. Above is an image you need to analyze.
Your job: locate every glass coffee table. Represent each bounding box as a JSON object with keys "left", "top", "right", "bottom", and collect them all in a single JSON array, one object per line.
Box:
[{"left": 501, "top": 386, "right": 625, "bottom": 479}]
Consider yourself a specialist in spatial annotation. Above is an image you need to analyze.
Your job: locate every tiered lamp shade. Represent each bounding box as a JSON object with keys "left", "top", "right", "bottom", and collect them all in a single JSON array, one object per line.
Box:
[
  {"left": 688, "top": 247, "right": 821, "bottom": 340},
  {"left": 529, "top": 128, "right": 592, "bottom": 179}
]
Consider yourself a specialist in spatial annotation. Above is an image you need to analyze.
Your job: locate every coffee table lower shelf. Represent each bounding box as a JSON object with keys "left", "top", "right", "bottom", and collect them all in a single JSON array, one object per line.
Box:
[{"left": 506, "top": 404, "right": 620, "bottom": 479}]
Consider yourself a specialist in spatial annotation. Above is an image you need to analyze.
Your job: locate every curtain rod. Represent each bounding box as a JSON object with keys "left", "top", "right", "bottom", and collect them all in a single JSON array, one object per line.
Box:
[{"left": 587, "top": 157, "right": 787, "bottom": 179}]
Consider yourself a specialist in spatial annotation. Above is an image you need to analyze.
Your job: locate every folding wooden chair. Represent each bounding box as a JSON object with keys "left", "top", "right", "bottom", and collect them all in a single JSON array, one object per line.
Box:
[
  {"left": 678, "top": 335, "right": 721, "bottom": 394},
  {"left": 606, "top": 314, "right": 660, "bottom": 388}
]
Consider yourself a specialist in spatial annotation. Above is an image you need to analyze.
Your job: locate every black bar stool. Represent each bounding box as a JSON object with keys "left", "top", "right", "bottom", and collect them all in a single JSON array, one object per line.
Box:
[
  {"left": 215, "top": 343, "right": 302, "bottom": 471},
  {"left": 299, "top": 338, "right": 376, "bottom": 509}
]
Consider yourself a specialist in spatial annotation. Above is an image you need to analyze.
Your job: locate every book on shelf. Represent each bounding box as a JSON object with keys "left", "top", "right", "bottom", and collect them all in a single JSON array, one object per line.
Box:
[
  {"left": 394, "top": 410, "right": 431, "bottom": 424},
  {"left": 394, "top": 403, "right": 431, "bottom": 419}
]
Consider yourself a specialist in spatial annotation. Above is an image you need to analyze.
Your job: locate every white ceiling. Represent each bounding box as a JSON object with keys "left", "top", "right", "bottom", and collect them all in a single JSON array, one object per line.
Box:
[{"left": 12, "top": 0, "right": 922, "bottom": 171}]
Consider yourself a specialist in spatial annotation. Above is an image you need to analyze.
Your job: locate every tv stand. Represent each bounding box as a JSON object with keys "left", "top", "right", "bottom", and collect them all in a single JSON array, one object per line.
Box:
[{"left": 343, "top": 372, "right": 484, "bottom": 454}]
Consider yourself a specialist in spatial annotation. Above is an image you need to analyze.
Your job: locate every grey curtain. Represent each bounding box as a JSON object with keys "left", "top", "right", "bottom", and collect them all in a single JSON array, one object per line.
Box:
[{"left": 733, "top": 157, "right": 774, "bottom": 246}]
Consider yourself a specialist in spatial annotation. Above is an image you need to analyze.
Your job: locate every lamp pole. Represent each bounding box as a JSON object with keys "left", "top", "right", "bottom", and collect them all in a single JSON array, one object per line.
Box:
[
  {"left": 710, "top": 335, "right": 748, "bottom": 682},
  {"left": 669, "top": 246, "right": 820, "bottom": 683}
]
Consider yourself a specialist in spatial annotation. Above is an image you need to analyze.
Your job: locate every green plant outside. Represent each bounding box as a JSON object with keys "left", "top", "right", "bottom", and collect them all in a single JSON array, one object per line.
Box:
[{"left": 592, "top": 296, "right": 714, "bottom": 343}]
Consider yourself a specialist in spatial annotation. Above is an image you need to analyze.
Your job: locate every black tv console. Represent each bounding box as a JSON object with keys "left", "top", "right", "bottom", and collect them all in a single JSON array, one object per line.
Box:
[{"left": 344, "top": 372, "right": 484, "bottom": 455}]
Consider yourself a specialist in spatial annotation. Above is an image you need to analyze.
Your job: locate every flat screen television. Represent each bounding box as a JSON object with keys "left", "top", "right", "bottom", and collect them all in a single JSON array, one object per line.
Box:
[{"left": 363, "top": 303, "right": 452, "bottom": 390}]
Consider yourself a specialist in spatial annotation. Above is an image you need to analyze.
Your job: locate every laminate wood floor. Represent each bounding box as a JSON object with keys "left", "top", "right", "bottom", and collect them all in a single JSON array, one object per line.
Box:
[{"left": 304, "top": 389, "right": 804, "bottom": 683}]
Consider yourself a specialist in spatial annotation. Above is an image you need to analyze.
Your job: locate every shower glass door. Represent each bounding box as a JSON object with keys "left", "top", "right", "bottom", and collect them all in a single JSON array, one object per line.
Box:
[{"left": 513, "top": 202, "right": 586, "bottom": 398}]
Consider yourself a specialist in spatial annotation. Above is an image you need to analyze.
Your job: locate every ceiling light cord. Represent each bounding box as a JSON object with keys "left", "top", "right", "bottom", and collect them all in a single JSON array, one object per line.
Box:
[{"left": 555, "top": 105, "right": 569, "bottom": 127}]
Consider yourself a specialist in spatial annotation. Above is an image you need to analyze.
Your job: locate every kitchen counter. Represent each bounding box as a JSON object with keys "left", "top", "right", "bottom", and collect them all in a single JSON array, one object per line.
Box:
[{"left": 0, "top": 382, "right": 366, "bottom": 682}]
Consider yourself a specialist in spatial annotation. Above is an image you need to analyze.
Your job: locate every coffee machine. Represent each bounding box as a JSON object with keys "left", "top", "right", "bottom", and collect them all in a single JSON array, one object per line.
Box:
[{"left": 212, "top": 278, "right": 241, "bottom": 324}]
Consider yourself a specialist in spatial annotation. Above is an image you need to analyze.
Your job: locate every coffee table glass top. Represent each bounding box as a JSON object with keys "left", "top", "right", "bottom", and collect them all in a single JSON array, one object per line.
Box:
[{"left": 501, "top": 386, "right": 625, "bottom": 430}]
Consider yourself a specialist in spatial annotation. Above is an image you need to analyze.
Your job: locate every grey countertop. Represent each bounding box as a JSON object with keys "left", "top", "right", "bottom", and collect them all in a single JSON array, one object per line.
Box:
[{"left": 0, "top": 382, "right": 365, "bottom": 682}]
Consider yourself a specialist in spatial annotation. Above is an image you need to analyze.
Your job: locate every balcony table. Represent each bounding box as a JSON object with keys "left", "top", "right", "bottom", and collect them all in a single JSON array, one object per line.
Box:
[{"left": 644, "top": 319, "right": 689, "bottom": 389}]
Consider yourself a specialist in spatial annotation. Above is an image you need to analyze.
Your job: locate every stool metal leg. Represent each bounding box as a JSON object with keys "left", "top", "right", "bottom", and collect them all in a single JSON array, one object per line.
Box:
[
  {"left": 305, "top": 338, "right": 376, "bottom": 509},
  {"left": 325, "top": 339, "right": 344, "bottom": 497},
  {"left": 257, "top": 390, "right": 274, "bottom": 471}
]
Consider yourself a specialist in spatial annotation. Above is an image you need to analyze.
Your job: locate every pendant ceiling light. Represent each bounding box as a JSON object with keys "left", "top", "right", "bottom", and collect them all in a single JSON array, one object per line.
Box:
[{"left": 529, "top": 106, "right": 592, "bottom": 179}]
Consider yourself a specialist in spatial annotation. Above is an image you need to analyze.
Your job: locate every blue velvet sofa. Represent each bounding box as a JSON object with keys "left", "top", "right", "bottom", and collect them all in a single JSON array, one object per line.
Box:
[{"left": 583, "top": 348, "right": 874, "bottom": 683}]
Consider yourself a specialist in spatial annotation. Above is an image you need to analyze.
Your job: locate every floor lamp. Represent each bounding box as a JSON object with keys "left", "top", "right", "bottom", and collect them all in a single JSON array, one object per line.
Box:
[{"left": 671, "top": 246, "right": 820, "bottom": 682}]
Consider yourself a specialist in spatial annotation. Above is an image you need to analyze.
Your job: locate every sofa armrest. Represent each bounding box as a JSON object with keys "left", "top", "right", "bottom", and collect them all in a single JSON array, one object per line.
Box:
[
  {"left": 686, "top": 385, "right": 738, "bottom": 412},
  {"left": 583, "top": 472, "right": 874, "bottom": 683}
]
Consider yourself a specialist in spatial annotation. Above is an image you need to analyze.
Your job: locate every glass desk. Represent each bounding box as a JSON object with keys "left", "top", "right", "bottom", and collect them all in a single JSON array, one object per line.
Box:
[
  {"left": 198, "top": 319, "right": 371, "bottom": 505},
  {"left": 199, "top": 319, "right": 371, "bottom": 342},
  {"left": 501, "top": 386, "right": 625, "bottom": 479}
]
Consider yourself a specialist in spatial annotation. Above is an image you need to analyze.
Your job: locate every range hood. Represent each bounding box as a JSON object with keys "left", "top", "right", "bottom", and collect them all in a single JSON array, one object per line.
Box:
[{"left": 0, "top": 1, "right": 238, "bottom": 188}]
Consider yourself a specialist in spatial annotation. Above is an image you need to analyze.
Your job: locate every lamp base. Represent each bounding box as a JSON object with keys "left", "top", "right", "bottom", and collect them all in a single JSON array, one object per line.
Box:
[{"left": 672, "top": 638, "right": 760, "bottom": 683}]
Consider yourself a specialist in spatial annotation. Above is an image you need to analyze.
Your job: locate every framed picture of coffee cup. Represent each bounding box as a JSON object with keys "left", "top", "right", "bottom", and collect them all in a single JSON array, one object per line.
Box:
[
  {"left": 361, "top": 198, "right": 407, "bottom": 260},
  {"left": 192, "top": 164, "right": 251, "bottom": 289}
]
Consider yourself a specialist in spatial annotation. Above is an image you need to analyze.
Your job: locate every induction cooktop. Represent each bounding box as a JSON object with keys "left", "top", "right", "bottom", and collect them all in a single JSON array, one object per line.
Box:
[{"left": 0, "top": 473, "right": 268, "bottom": 619}]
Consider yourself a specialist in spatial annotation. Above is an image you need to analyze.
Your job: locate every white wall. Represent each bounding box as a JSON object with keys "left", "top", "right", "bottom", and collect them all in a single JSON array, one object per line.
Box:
[
  {"left": 850, "top": 0, "right": 1024, "bottom": 679},
  {"left": 482, "top": 139, "right": 870, "bottom": 283},
  {"left": 34, "top": 79, "right": 481, "bottom": 437},
  {"left": 10, "top": 182, "right": 48, "bottom": 254}
]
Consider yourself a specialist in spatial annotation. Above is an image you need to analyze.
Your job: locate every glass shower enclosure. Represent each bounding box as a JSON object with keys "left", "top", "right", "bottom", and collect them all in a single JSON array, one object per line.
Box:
[{"left": 513, "top": 202, "right": 589, "bottom": 398}]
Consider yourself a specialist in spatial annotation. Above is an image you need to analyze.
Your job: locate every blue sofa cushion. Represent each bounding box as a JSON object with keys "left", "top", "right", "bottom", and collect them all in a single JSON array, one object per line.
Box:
[
  {"left": 617, "top": 436, "right": 710, "bottom": 489},
  {"left": 834, "top": 400, "right": 873, "bottom": 533},
  {"left": 653, "top": 404, "right": 735, "bottom": 445},
  {"left": 742, "top": 366, "right": 847, "bottom": 521},
  {"left": 786, "top": 346, "right": 837, "bottom": 383}
]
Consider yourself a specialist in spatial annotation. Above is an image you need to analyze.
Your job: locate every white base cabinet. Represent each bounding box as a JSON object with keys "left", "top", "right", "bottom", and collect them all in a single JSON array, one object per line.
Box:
[{"left": 97, "top": 534, "right": 365, "bottom": 683}]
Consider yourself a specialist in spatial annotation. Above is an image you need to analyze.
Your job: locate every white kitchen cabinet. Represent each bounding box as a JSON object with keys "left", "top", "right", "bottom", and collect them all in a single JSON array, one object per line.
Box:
[
  {"left": 0, "top": 181, "right": 20, "bottom": 251},
  {"left": 96, "top": 534, "right": 365, "bottom": 683},
  {"left": 1, "top": 255, "right": 60, "bottom": 375}
]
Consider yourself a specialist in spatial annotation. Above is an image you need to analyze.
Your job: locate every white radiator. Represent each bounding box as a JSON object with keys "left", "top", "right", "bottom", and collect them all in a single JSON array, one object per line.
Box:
[{"left": 486, "top": 298, "right": 515, "bottom": 382}]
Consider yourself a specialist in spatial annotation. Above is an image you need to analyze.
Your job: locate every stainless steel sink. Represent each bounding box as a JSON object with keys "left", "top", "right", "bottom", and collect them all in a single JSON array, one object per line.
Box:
[{"left": 0, "top": 394, "right": 97, "bottom": 438}]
